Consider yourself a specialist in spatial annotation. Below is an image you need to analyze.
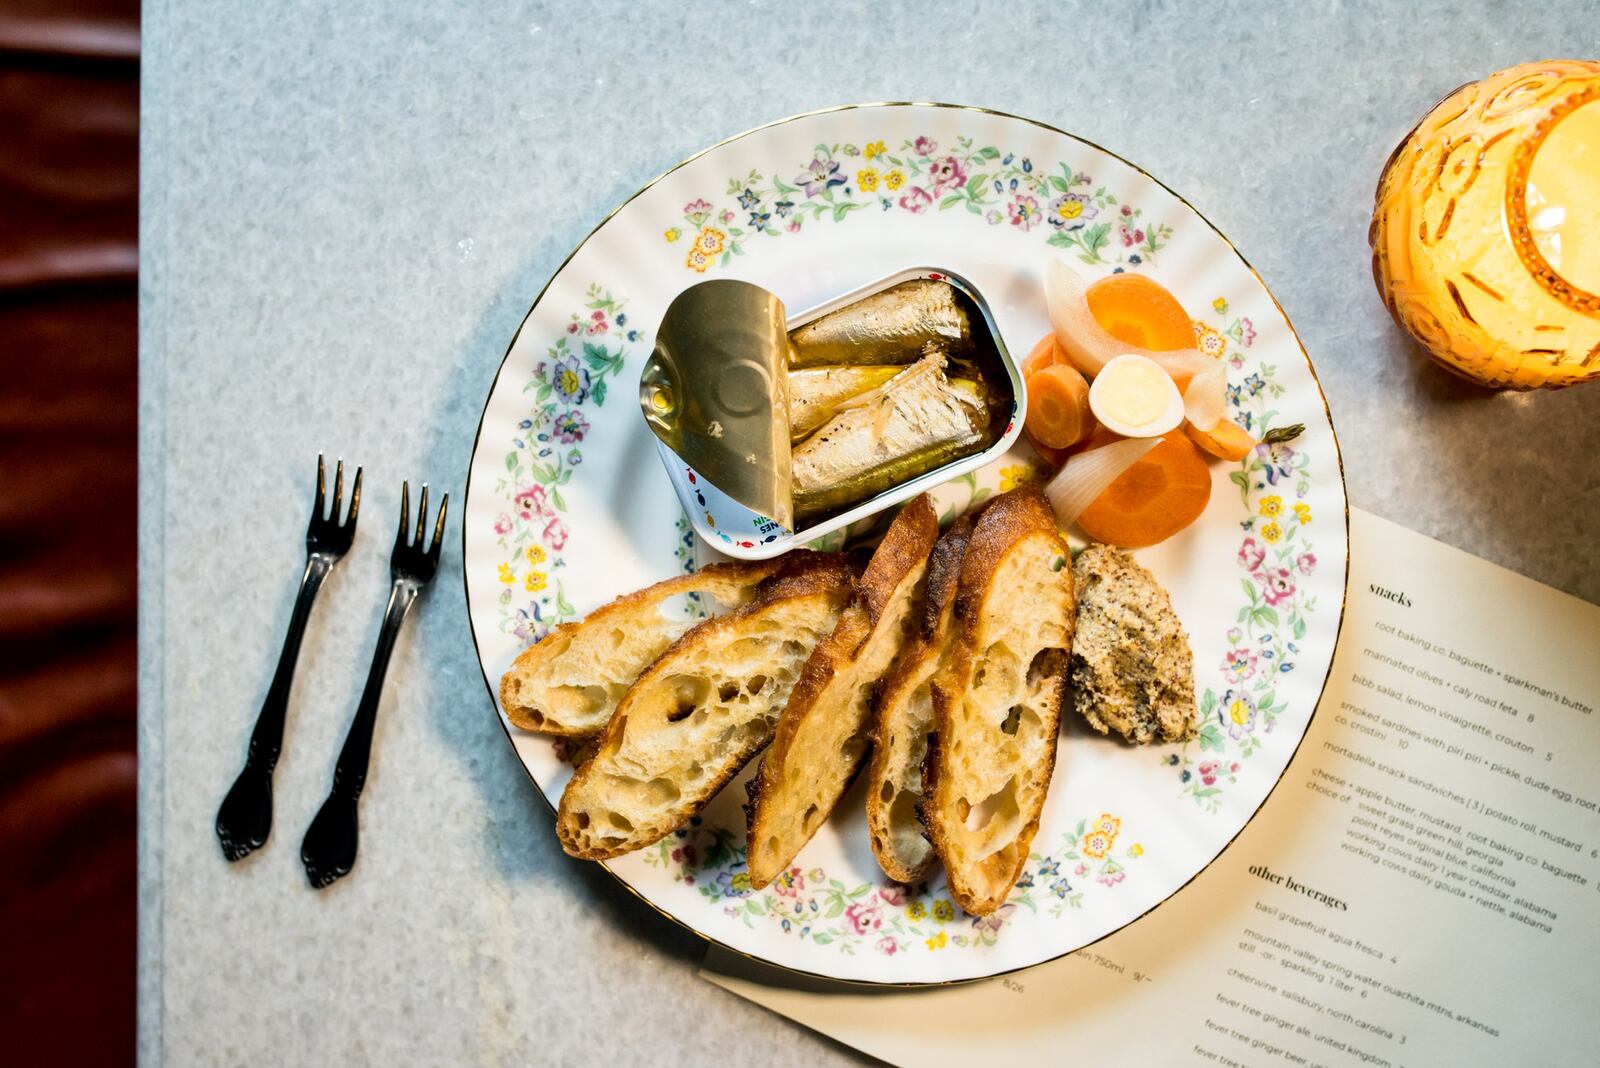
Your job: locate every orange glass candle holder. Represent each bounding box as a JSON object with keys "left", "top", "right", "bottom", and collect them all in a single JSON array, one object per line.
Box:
[{"left": 1371, "top": 60, "right": 1600, "bottom": 390}]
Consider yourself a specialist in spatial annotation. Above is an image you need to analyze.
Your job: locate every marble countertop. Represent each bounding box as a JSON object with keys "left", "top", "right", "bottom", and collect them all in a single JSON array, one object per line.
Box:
[{"left": 138, "top": 2, "right": 1599, "bottom": 1064}]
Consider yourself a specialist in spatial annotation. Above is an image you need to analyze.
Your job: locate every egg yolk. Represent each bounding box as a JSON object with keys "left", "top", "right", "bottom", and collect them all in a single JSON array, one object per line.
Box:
[{"left": 1096, "top": 359, "right": 1169, "bottom": 428}]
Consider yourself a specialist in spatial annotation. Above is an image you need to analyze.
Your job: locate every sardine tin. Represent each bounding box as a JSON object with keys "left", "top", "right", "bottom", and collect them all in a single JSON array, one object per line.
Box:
[
  {"left": 790, "top": 350, "right": 988, "bottom": 521},
  {"left": 642, "top": 267, "right": 1024, "bottom": 560},
  {"left": 788, "top": 277, "right": 972, "bottom": 367},
  {"left": 640, "top": 279, "right": 793, "bottom": 531}
]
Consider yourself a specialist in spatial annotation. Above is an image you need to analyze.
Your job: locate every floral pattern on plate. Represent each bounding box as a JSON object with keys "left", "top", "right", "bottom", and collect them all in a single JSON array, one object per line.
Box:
[
  {"left": 490, "top": 285, "right": 637, "bottom": 645},
  {"left": 644, "top": 811, "right": 1144, "bottom": 955},
  {"left": 667, "top": 135, "right": 1174, "bottom": 272},
  {"left": 1170, "top": 297, "right": 1319, "bottom": 812}
]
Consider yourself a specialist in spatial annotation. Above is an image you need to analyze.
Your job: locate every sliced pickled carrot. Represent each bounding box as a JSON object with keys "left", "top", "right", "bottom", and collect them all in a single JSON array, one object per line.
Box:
[
  {"left": 1045, "top": 259, "right": 1215, "bottom": 384},
  {"left": 1024, "top": 430, "right": 1073, "bottom": 470},
  {"left": 1185, "top": 417, "right": 1257, "bottom": 462},
  {"left": 1078, "top": 432, "right": 1212, "bottom": 548},
  {"left": 1085, "top": 273, "right": 1196, "bottom": 352},
  {"left": 1024, "top": 363, "right": 1094, "bottom": 449},
  {"left": 1021, "top": 332, "right": 1066, "bottom": 378}
]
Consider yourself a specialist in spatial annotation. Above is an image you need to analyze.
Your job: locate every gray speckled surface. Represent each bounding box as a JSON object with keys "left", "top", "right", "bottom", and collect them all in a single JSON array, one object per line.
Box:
[{"left": 138, "top": 2, "right": 1600, "bottom": 1064}]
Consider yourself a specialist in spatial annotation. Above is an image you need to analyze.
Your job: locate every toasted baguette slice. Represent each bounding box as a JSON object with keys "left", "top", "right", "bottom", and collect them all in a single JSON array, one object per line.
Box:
[
  {"left": 924, "top": 489, "right": 1075, "bottom": 916},
  {"left": 556, "top": 552, "right": 859, "bottom": 860},
  {"left": 745, "top": 496, "right": 939, "bottom": 888},
  {"left": 864, "top": 512, "right": 975, "bottom": 883},
  {"left": 552, "top": 732, "right": 602, "bottom": 770},
  {"left": 500, "top": 560, "right": 783, "bottom": 737},
  {"left": 1071, "top": 543, "right": 1197, "bottom": 743}
]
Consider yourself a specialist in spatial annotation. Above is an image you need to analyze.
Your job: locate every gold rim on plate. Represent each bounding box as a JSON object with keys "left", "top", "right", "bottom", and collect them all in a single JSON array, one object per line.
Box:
[{"left": 460, "top": 100, "right": 1350, "bottom": 989}]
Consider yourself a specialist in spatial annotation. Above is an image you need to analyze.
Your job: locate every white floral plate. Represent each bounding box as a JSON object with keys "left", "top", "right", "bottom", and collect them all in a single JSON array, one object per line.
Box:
[{"left": 463, "top": 103, "right": 1347, "bottom": 985}]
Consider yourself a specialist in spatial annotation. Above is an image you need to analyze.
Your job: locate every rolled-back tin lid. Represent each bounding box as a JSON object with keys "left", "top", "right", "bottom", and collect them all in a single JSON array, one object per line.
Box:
[{"left": 640, "top": 279, "right": 793, "bottom": 531}]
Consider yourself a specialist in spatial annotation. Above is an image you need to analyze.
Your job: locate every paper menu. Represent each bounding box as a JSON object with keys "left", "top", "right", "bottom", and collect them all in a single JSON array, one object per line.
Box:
[{"left": 702, "top": 508, "right": 1600, "bottom": 1066}]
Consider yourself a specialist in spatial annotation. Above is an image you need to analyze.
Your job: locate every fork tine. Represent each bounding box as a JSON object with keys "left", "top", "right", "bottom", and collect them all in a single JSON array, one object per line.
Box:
[
  {"left": 346, "top": 467, "right": 364, "bottom": 525},
  {"left": 429, "top": 493, "right": 449, "bottom": 559},
  {"left": 332, "top": 458, "right": 345, "bottom": 521},
  {"left": 397, "top": 481, "right": 410, "bottom": 545},
  {"left": 314, "top": 454, "right": 326, "bottom": 517},
  {"left": 415, "top": 484, "right": 429, "bottom": 546}
]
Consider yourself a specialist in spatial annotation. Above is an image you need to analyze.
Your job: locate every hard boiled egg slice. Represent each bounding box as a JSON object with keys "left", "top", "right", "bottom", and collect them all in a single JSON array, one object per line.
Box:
[{"left": 1088, "top": 354, "right": 1184, "bottom": 438}]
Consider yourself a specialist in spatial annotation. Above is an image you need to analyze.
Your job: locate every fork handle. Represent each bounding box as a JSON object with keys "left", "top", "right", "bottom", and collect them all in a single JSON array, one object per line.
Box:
[
  {"left": 245, "top": 555, "right": 334, "bottom": 772},
  {"left": 326, "top": 582, "right": 418, "bottom": 800}
]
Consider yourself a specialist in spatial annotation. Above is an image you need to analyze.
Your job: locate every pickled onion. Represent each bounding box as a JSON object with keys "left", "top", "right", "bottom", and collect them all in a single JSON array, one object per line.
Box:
[
  {"left": 1182, "top": 361, "right": 1227, "bottom": 432},
  {"left": 1044, "top": 258, "right": 1216, "bottom": 384},
  {"left": 1042, "top": 436, "right": 1161, "bottom": 529}
]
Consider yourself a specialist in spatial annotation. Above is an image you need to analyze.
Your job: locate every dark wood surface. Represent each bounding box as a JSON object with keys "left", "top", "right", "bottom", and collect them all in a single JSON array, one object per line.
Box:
[{"left": 0, "top": 2, "right": 138, "bottom": 1063}]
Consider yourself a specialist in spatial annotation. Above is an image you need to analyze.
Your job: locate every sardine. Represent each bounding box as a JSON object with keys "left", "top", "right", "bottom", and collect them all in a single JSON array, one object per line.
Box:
[
  {"left": 788, "top": 365, "right": 902, "bottom": 442},
  {"left": 789, "top": 280, "right": 973, "bottom": 368},
  {"left": 791, "top": 351, "right": 989, "bottom": 521}
]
